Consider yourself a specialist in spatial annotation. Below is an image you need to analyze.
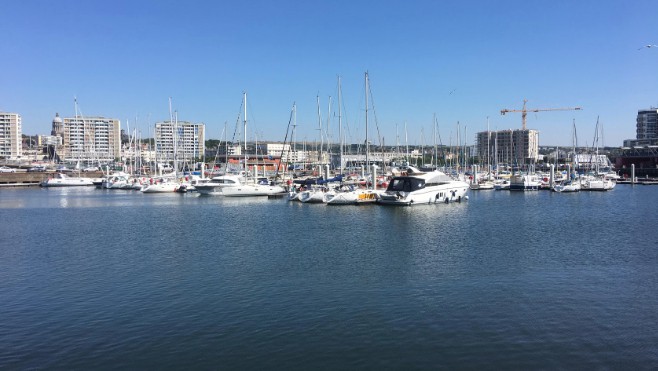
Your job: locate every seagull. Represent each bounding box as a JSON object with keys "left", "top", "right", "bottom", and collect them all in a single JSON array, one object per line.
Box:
[
  {"left": 449, "top": 89, "right": 457, "bottom": 95},
  {"left": 638, "top": 44, "right": 658, "bottom": 50}
]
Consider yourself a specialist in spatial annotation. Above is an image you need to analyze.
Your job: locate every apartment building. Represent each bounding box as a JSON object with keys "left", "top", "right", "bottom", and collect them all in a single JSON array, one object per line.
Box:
[
  {"left": 154, "top": 121, "right": 205, "bottom": 163},
  {"left": 0, "top": 112, "right": 22, "bottom": 159}
]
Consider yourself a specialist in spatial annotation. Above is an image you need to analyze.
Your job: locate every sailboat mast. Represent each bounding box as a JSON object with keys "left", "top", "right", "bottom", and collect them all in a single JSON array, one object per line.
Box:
[
  {"left": 243, "top": 92, "right": 248, "bottom": 177},
  {"left": 404, "top": 121, "right": 409, "bottom": 166},
  {"left": 326, "top": 95, "right": 332, "bottom": 176},
  {"left": 487, "top": 116, "right": 491, "bottom": 172},
  {"left": 433, "top": 113, "right": 438, "bottom": 169},
  {"left": 338, "top": 75, "right": 343, "bottom": 176},
  {"left": 365, "top": 72, "right": 370, "bottom": 177},
  {"left": 174, "top": 111, "right": 179, "bottom": 177}
]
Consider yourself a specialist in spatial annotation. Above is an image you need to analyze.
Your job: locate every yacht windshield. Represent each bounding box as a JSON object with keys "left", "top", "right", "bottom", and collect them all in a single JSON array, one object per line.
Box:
[{"left": 386, "top": 177, "right": 425, "bottom": 192}]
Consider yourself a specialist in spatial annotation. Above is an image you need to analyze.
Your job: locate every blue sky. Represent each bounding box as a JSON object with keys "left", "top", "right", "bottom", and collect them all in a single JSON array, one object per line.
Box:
[{"left": 1, "top": 0, "right": 656, "bottom": 147}]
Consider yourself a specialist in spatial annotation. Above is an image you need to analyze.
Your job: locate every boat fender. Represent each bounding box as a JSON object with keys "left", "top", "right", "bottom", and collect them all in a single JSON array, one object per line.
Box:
[
  {"left": 458, "top": 196, "right": 462, "bottom": 202},
  {"left": 444, "top": 197, "right": 449, "bottom": 204}
]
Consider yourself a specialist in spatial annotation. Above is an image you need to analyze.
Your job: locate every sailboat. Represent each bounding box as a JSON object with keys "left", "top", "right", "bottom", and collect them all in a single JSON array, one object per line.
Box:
[
  {"left": 325, "top": 72, "right": 382, "bottom": 204},
  {"left": 223, "top": 92, "right": 286, "bottom": 197},
  {"left": 579, "top": 117, "right": 615, "bottom": 191},
  {"left": 553, "top": 120, "right": 581, "bottom": 192},
  {"left": 141, "top": 99, "right": 183, "bottom": 193}
]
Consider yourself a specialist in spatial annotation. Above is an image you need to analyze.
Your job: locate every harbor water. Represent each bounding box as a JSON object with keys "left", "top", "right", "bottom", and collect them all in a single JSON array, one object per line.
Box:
[{"left": 1, "top": 186, "right": 657, "bottom": 369}]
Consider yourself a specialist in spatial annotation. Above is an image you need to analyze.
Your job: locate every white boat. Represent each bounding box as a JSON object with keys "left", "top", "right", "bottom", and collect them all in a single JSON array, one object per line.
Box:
[
  {"left": 580, "top": 176, "right": 615, "bottom": 191},
  {"left": 323, "top": 184, "right": 358, "bottom": 205},
  {"left": 40, "top": 173, "right": 94, "bottom": 187},
  {"left": 195, "top": 174, "right": 243, "bottom": 196},
  {"left": 377, "top": 166, "right": 469, "bottom": 206},
  {"left": 553, "top": 180, "right": 581, "bottom": 193},
  {"left": 297, "top": 187, "right": 326, "bottom": 203},
  {"left": 493, "top": 179, "right": 510, "bottom": 190},
  {"left": 324, "top": 190, "right": 357, "bottom": 205},
  {"left": 221, "top": 183, "right": 286, "bottom": 197},
  {"left": 470, "top": 180, "right": 495, "bottom": 190},
  {"left": 509, "top": 174, "right": 540, "bottom": 191},
  {"left": 141, "top": 179, "right": 181, "bottom": 193}
]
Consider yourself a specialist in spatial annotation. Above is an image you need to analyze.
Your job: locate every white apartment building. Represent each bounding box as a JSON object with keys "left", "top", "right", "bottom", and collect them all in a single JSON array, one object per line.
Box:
[
  {"left": 51, "top": 113, "right": 121, "bottom": 162},
  {"left": 0, "top": 112, "right": 22, "bottom": 159},
  {"left": 154, "top": 121, "right": 205, "bottom": 163}
]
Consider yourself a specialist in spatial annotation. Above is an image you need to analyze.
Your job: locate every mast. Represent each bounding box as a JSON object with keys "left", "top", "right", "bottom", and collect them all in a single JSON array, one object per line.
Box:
[
  {"left": 433, "top": 114, "right": 438, "bottom": 169},
  {"left": 168, "top": 97, "right": 174, "bottom": 175},
  {"left": 404, "top": 121, "right": 409, "bottom": 166},
  {"left": 74, "top": 97, "right": 79, "bottom": 161},
  {"left": 293, "top": 104, "right": 297, "bottom": 173},
  {"left": 487, "top": 116, "right": 491, "bottom": 175},
  {"left": 594, "top": 116, "right": 600, "bottom": 174},
  {"left": 338, "top": 75, "right": 343, "bottom": 176},
  {"left": 365, "top": 71, "right": 370, "bottom": 179},
  {"left": 243, "top": 92, "right": 247, "bottom": 177},
  {"left": 174, "top": 110, "right": 179, "bottom": 178},
  {"left": 316, "top": 95, "right": 322, "bottom": 168},
  {"left": 326, "top": 95, "right": 332, "bottom": 177}
]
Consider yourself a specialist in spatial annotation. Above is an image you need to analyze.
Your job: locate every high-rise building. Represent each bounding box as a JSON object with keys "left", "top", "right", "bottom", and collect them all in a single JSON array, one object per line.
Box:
[
  {"left": 51, "top": 113, "right": 121, "bottom": 162},
  {"left": 0, "top": 112, "right": 22, "bottom": 159},
  {"left": 636, "top": 108, "right": 658, "bottom": 140},
  {"left": 154, "top": 121, "right": 205, "bottom": 163},
  {"left": 476, "top": 129, "right": 539, "bottom": 165}
]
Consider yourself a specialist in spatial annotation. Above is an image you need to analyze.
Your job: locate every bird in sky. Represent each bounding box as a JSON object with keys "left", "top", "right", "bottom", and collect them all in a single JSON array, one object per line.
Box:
[{"left": 638, "top": 44, "right": 658, "bottom": 50}]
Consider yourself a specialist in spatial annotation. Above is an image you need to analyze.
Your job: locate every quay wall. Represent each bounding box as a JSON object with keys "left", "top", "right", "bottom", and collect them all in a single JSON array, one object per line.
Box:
[{"left": 0, "top": 171, "right": 103, "bottom": 187}]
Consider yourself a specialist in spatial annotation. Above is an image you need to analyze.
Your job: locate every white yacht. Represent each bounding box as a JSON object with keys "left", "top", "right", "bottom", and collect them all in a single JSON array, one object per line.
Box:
[
  {"left": 40, "top": 173, "right": 94, "bottom": 187},
  {"left": 221, "top": 182, "right": 286, "bottom": 197},
  {"left": 195, "top": 174, "right": 243, "bottom": 196},
  {"left": 141, "top": 179, "right": 181, "bottom": 193},
  {"left": 377, "top": 166, "right": 469, "bottom": 206},
  {"left": 509, "top": 174, "right": 541, "bottom": 191},
  {"left": 580, "top": 176, "right": 615, "bottom": 191}
]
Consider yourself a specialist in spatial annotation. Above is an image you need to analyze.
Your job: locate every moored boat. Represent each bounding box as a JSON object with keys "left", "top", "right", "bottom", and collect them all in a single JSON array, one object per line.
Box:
[
  {"left": 377, "top": 166, "right": 469, "bottom": 206},
  {"left": 40, "top": 173, "right": 94, "bottom": 187}
]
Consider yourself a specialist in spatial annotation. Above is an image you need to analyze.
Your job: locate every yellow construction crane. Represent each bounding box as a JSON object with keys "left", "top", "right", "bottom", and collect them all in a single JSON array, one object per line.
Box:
[{"left": 501, "top": 99, "right": 582, "bottom": 130}]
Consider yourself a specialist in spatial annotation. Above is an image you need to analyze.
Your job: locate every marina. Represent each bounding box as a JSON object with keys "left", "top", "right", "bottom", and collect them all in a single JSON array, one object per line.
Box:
[{"left": 2, "top": 1, "right": 658, "bottom": 368}]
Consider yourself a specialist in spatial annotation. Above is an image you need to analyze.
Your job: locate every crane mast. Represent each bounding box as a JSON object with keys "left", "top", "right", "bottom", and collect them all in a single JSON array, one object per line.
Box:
[{"left": 501, "top": 99, "right": 582, "bottom": 130}]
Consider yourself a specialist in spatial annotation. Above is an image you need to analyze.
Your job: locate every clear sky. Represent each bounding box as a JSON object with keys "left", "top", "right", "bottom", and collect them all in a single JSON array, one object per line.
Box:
[{"left": 1, "top": 0, "right": 656, "bottom": 147}]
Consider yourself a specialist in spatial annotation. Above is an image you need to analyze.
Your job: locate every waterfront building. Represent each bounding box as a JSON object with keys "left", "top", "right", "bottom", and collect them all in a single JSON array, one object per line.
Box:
[
  {"left": 154, "top": 121, "right": 205, "bottom": 163},
  {"left": 622, "top": 108, "right": 658, "bottom": 147},
  {"left": 50, "top": 113, "right": 121, "bottom": 162},
  {"left": 0, "top": 112, "right": 22, "bottom": 160},
  {"left": 264, "top": 143, "right": 310, "bottom": 164},
  {"left": 38, "top": 135, "right": 63, "bottom": 147},
  {"left": 476, "top": 129, "right": 539, "bottom": 166},
  {"left": 636, "top": 108, "right": 658, "bottom": 140}
]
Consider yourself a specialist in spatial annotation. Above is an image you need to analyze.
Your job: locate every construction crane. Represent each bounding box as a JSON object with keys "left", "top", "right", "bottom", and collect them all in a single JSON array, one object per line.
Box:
[{"left": 501, "top": 99, "right": 582, "bottom": 130}]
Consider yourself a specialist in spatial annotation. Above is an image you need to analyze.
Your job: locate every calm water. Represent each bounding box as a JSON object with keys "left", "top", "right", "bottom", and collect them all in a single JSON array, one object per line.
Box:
[{"left": 1, "top": 186, "right": 657, "bottom": 369}]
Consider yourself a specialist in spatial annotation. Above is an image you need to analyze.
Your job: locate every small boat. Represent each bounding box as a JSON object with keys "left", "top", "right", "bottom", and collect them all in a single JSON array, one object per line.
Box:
[
  {"left": 580, "top": 176, "right": 615, "bottom": 191},
  {"left": 553, "top": 180, "right": 581, "bottom": 193},
  {"left": 141, "top": 177, "right": 181, "bottom": 193},
  {"left": 493, "top": 179, "right": 510, "bottom": 190},
  {"left": 509, "top": 174, "right": 540, "bottom": 191},
  {"left": 298, "top": 186, "right": 326, "bottom": 203},
  {"left": 40, "top": 173, "right": 94, "bottom": 187}
]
